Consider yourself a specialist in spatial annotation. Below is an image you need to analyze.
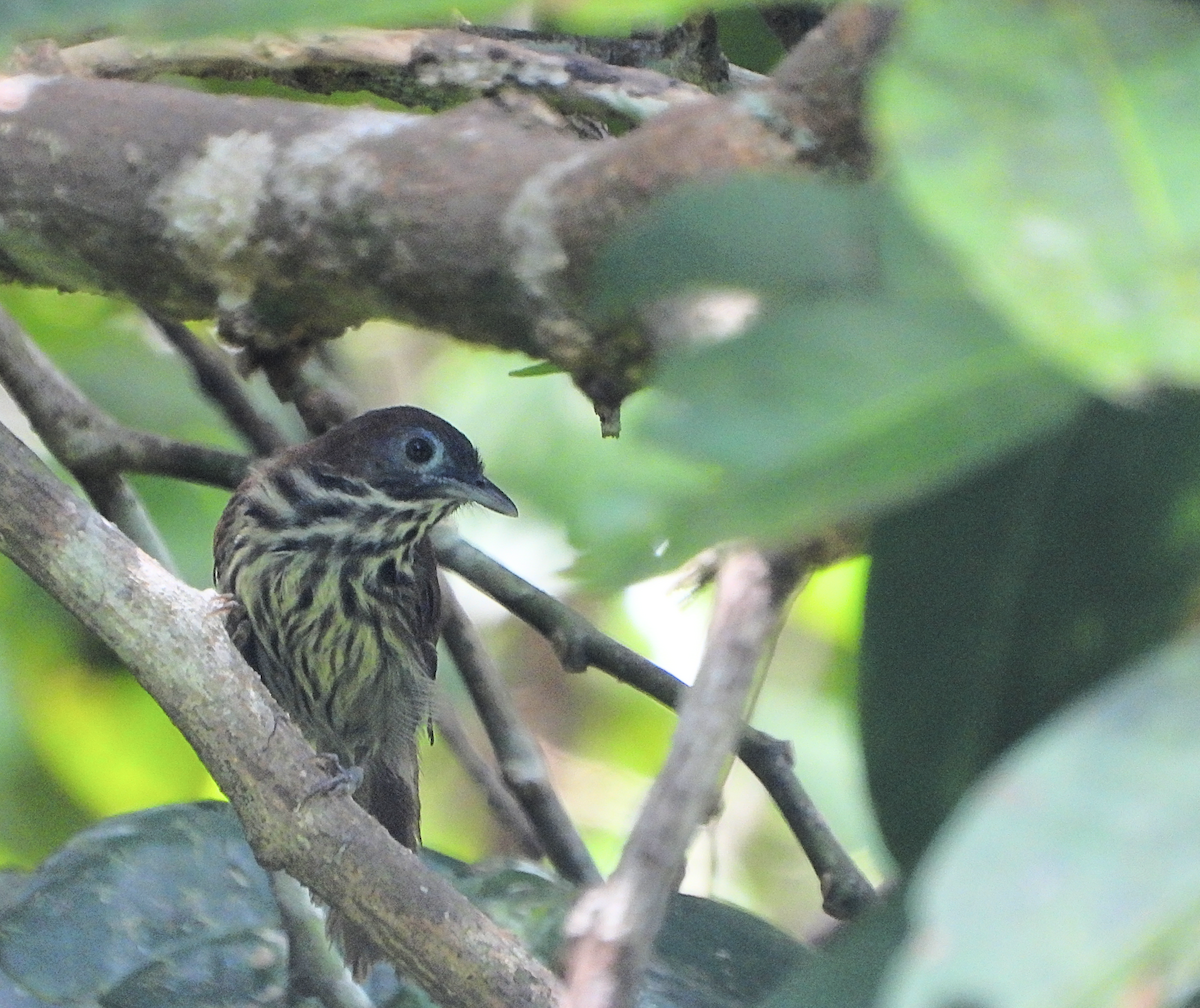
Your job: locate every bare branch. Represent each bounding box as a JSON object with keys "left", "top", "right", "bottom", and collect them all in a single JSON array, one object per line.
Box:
[
  {"left": 455, "top": 15, "right": 730, "bottom": 91},
  {"left": 770, "top": 3, "right": 900, "bottom": 174},
  {"left": 0, "top": 304, "right": 249, "bottom": 488},
  {"left": 0, "top": 419, "right": 560, "bottom": 1008},
  {"left": 563, "top": 547, "right": 808, "bottom": 1008},
  {"left": 0, "top": 305, "right": 174, "bottom": 564},
  {"left": 735, "top": 732, "right": 876, "bottom": 919},
  {"left": 434, "top": 530, "right": 877, "bottom": 918},
  {"left": 147, "top": 311, "right": 292, "bottom": 456},
  {"left": 53, "top": 28, "right": 712, "bottom": 127},
  {"left": 0, "top": 302, "right": 247, "bottom": 571},
  {"left": 441, "top": 578, "right": 601, "bottom": 886},
  {"left": 433, "top": 695, "right": 546, "bottom": 862},
  {"left": 270, "top": 872, "right": 374, "bottom": 1008},
  {"left": 274, "top": 355, "right": 356, "bottom": 436}
]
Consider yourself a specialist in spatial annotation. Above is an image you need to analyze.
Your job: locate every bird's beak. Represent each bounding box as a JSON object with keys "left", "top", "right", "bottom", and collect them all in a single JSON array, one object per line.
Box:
[{"left": 448, "top": 475, "right": 518, "bottom": 517}]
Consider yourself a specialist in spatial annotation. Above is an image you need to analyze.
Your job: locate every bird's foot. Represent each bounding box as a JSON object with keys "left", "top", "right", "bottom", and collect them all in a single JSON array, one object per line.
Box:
[
  {"left": 206, "top": 590, "right": 243, "bottom": 617},
  {"left": 299, "top": 753, "right": 364, "bottom": 806}
]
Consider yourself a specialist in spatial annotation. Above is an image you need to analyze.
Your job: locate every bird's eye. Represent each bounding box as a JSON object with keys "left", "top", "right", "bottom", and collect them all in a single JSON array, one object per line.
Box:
[{"left": 404, "top": 436, "right": 435, "bottom": 465}]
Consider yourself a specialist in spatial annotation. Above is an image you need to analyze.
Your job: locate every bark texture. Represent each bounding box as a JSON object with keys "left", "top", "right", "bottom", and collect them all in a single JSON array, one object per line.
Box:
[{"left": 0, "top": 5, "right": 895, "bottom": 428}]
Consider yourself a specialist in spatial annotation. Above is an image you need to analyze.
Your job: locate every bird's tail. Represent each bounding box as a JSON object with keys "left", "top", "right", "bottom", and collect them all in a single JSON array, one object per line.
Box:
[{"left": 330, "top": 752, "right": 421, "bottom": 979}]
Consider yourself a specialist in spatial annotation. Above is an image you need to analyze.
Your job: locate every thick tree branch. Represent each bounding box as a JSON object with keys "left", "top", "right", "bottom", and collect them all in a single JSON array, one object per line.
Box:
[
  {"left": 563, "top": 547, "right": 809, "bottom": 1008},
  {"left": 0, "top": 4, "right": 895, "bottom": 431},
  {"left": 0, "top": 420, "right": 560, "bottom": 1008}
]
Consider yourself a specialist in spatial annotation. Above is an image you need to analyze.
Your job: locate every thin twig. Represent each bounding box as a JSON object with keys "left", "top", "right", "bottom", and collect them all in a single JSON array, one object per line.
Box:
[
  {"left": 0, "top": 303, "right": 169, "bottom": 566},
  {"left": 563, "top": 547, "right": 808, "bottom": 1008},
  {"left": 0, "top": 303, "right": 248, "bottom": 568},
  {"left": 440, "top": 578, "right": 601, "bottom": 886},
  {"left": 258, "top": 352, "right": 354, "bottom": 436},
  {"left": 147, "top": 312, "right": 292, "bottom": 457},
  {"left": 736, "top": 734, "right": 875, "bottom": 919},
  {"left": 75, "top": 471, "right": 176, "bottom": 573},
  {"left": 433, "top": 693, "right": 545, "bottom": 862},
  {"left": 433, "top": 530, "right": 877, "bottom": 918},
  {"left": 270, "top": 872, "right": 374, "bottom": 1008},
  {"left": 0, "top": 306, "right": 249, "bottom": 489}
]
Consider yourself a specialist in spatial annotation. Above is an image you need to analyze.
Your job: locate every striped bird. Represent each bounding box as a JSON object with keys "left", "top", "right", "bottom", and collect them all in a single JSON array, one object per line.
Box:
[{"left": 213, "top": 405, "right": 516, "bottom": 971}]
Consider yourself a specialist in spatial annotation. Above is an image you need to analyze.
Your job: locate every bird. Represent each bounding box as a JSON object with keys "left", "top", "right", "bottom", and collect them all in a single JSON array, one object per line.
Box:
[{"left": 213, "top": 405, "right": 517, "bottom": 972}]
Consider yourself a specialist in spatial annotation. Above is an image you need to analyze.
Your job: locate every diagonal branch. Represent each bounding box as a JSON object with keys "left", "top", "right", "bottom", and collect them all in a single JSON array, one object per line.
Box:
[
  {"left": 146, "top": 311, "right": 292, "bottom": 456},
  {"left": 441, "top": 578, "right": 601, "bottom": 886},
  {"left": 433, "top": 696, "right": 547, "bottom": 862},
  {"left": 563, "top": 546, "right": 810, "bottom": 1008},
  {"left": 0, "top": 419, "right": 560, "bottom": 1008},
  {"left": 434, "top": 530, "right": 878, "bottom": 919},
  {"left": 0, "top": 304, "right": 248, "bottom": 566}
]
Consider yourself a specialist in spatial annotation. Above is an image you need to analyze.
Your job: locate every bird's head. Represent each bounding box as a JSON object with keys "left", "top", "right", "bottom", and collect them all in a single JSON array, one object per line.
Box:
[{"left": 295, "top": 406, "right": 517, "bottom": 517}]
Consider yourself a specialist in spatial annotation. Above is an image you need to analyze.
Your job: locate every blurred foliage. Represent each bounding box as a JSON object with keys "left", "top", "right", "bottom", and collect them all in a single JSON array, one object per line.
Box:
[
  {"left": 759, "top": 895, "right": 908, "bottom": 1008},
  {"left": 713, "top": 6, "right": 786, "bottom": 74},
  {"left": 876, "top": 0, "right": 1200, "bottom": 397},
  {"left": 585, "top": 176, "right": 1084, "bottom": 585},
  {"left": 861, "top": 391, "right": 1200, "bottom": 871},
  {"left": 2, "top": 0, "right": 828, "bottom": 45},
  {"left": 882, "top": 633, "right": 1200, "bottom": 1008}
]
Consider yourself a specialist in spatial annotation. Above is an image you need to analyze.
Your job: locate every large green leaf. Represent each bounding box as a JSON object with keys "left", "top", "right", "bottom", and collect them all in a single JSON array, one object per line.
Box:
[
  {"left": 592, "top": 175, "right": 879, "bottom": 319},
  {"left": 756, "top": 895, "right": 907, "bottom": 1008},
  {"left": 0, "top": 802, "right": 285, "bottom": 1007},
  {"left": 875, "top": 0, "right": 1200, "bottom": 395},
  {"left": 578, "top": 177, "right": 1083, "bottom": 585},
  {"left": 860, "top": 391, "right": 1200, "bottom": 871},
  {"left": 880, "top": 630, "right": 1200, "bottom": 1008}
]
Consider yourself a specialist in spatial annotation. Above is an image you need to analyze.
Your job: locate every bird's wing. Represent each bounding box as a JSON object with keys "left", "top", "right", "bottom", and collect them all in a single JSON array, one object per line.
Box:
[{"left": 411, "top": 536, "right": 441, "bottom": 681}]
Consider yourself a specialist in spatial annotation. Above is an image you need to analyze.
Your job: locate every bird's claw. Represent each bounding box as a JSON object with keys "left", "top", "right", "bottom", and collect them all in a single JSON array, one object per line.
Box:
[
  {"left": 299, "top": 753, "right": 363, "bottom": 806},
  {"left": 207, "top": 590, "right": 243, "bottom": 617}
]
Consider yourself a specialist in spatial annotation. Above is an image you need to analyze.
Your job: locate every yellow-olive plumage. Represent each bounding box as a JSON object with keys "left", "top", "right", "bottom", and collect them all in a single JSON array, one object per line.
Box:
[{"left": 213, "top": 406, "right": 516, "bottom": 973}]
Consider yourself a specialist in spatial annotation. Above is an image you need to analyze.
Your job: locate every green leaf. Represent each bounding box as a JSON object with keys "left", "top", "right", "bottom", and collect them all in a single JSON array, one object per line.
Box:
[
  {"left": 860, "top": 391, "right": 1200, "bottom": 871},
  {"left": 508, "top": 362, "right": 566, "bottom": 377},
  {"left": 0, "top": 802, "right": 285, "bottom": 1006},
  {"left": 756, "top": 895, "right": 907, "bottom": 1008},
  {"left": 653, "top": 893, "right": 812, "bottom": 1007},
  {"left": 424, "top": 853, "right": 572, "bottom": 967},
  {"left": 880, "top": 630, "right": 1200, "bottom": 1008},
  {"left": 424, "top": 854, "right": 812, "bottom": 1008},
  {"left": 578, "top": 178, "right": 1083, "bottom": 585},
  {"left": 875, "top": 0, "right": 1200, "bottom": 395},
  {"left": 592, "top": 175, "right": 879, "bottom": 320}
]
